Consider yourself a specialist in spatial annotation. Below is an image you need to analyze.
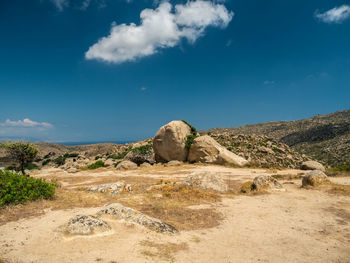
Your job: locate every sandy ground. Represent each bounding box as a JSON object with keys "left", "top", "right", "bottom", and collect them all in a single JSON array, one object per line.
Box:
[{"left": 1, "top": 165, "right": 350, "bottom": 263}]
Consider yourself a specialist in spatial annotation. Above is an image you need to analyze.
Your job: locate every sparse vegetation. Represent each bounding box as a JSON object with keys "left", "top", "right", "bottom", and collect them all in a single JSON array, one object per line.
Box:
[
  {"left": 88, "top": 160, "right": 105, "bottom": 169},
  {"left": 0, "top": 170, "right": 56, "bottom": 206},
  {"left": 54, "top": 153, "right": 80, "bottom": 166},
  {"left": 132, "top": 144, "right": 152, "bottom": 155},
  {"left": 140, "top": 240, "right": 188, "bottom": 261}
]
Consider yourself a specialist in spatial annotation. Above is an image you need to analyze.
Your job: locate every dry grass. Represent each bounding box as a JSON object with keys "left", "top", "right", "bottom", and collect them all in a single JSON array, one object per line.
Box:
[
  {"left": 271, "top": 173, "right": 304, "bottom": 180},
  {"left": 140, "top": 240, "right": 188, "bottom": 261},
  {"left": 120, "top": 184, "right": 222, "bottom": 230}
]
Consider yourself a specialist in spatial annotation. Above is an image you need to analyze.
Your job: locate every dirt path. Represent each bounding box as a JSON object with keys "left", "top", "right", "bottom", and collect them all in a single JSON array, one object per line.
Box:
[{"left": 1, "top": 166, "right": 350, "bottom": 263}]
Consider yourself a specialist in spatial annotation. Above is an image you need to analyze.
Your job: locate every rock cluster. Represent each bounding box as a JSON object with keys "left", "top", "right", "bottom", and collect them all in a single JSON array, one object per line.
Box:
[
  {"left": 97, "top": 203, "right": 177, "bottom": 233},
  {"left": 88, "top": 182, "right": 132, "bottom": 196},
  {"left": 182, "top": 172, "right": 228, "bottom": 193}
]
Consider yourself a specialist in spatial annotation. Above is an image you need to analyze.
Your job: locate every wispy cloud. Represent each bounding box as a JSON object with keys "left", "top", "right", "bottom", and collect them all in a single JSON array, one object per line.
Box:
[
  {"left": 264, "top": 80, "right": 275, "bottom": 85},
  {"left": 85, "top": 0, "right": 233, "bottom": 64},
  {"left": 0, "top": 118, "right": 53, "bottom": 129},
  {"left": 49, "top": 0, "right": 112, "bottom": 11},
  {"left": 315, "top": 5, "right": 350, "bottom": 24}
]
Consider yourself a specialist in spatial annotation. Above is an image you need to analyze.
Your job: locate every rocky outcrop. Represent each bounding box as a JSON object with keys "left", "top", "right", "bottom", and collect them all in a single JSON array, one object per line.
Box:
[
  {"left": 58, "top": 215, "right": 111, "bottom": 236},
  {"left": 301, "top": 161, "right": 325, "bottom": 172},
  {"left": 88, "top": 182, "right": 132, "bottom": 196},
  {"left": 188, "top": 135, "right": 248, "bottom": 166},
  {"left": 208, "top": 133, "right": 308, "bottom": 168},
  {"left": 302, "top": 170, "right": 328, "bottom": 187},
  {"left": 97, "top": 203, "right": 177, "bottom": 233},
  {"left": 116, "top": 160, "right": 138, "bottom": 170},
  {"left": 124, "top": 148, "right": 154, "bottom": 165},
  {"left": 153, "top": 121, "right": 191, "bottom": 162},
  {"left": 182, "top": 172, "right": 228, "bottom": 193},
  {"left": 252, "top": 175, "right": 283, "bottom": 191}
]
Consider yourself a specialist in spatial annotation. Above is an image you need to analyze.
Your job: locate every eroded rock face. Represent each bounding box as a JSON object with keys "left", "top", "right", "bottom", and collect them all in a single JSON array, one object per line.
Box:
[
  {"left": 153, "top": 121, "right": 191, "bottom": 162},
  {"left": 302, "top": 170, "right": 328, "bottom": 187},
  {"left": 97, "top": 203, "right": 177, "bottom": 233},
  {"left": 58, "top": 215, "right": 111, "bottom": 236},
  {"left": 188, "top": 135, "right": 248, "bottom": 166},
  {"left": 116, "top": 160, "right": 138, "bottom": 170},
  {"left": 88, "top": 182, "right": 132, "bottom": 196},
  {"left": 301, "top": 161, "right": 325, "bottom": 172},
  {"left": 252, "top": 175, "right": 283, "bottom": 191},
  {"left": 182, "top": 172, "right": 228, "bottom": 193}
]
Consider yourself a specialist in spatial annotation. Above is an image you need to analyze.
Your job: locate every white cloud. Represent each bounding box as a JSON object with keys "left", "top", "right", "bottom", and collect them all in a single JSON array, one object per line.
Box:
[
  {"left": 50, "top": 0, "right": 68, "bottom": 11},
  {"left": 0, "top": 118, "right": 53, "bottom": 129},
  {"left": 85, "top": 0, "right": 233, "bottom": 63},
  {"left": 315, "top": 5, "right": 350, "bottom": 24}
]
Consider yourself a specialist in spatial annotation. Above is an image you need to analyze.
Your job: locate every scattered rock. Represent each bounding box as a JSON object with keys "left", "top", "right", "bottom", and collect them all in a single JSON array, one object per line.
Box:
[
  {"left": 164, "top": 160, "right": 183, "bottom": 167},
  {"left": 140, "top": 162, "right": 152, "bottom": 168},
  {"left": 252, "top": 175, "right": 283, "bottom": 191},
  {"left": 58, "top": 215, "right": 111, "bottom": 236},
  {"left": 301, "top": 161, "right": 325, "bottom": 172},
  {"left": 116, "top": 160, "right": 138, "bottom": 170},
  {"left": 153, "top": 120, "right": 191, "bottom": 162},
  {"left": 124, "top": 148, "right": 154, "bottom": 165},
  {"left": 302, "top": 170, "right": 328, "bottom": 187},
  {"left": 182, "top": 172, "right": 228, "bottom": 193},
  {"left": 66, "top": 167, "right": 78, "bottom": 173},
  {"left": 188, "top": 135, "right": 248, "bottom": 166},
  {"left": 97, "top": 203, "right": 177, "bottom": 233},
  {"left": 88, "top": 182, "right": 132, "bottom": 196}
]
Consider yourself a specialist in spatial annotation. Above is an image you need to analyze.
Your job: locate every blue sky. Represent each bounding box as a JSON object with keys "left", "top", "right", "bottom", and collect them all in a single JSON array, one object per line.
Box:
[{"left": 0, "top": 0, "right": 349, "bottom": 142}]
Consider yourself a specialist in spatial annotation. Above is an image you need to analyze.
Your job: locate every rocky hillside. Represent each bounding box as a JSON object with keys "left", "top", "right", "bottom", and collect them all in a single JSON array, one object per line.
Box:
[
  {"left": 210, "top": 133, "right": 309, "bottom": 168},
  {"left": 205, "top": 109, "right": 350, "bottom": 166}
]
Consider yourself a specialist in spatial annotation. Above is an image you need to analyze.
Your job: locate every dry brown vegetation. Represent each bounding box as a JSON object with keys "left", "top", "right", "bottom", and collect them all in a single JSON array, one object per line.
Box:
[
  {"left": 120, "top": 183, "right": 223, "bottom": 230},
  {"left": 140, "top": 240, "right": 188, "bottom": 261}
]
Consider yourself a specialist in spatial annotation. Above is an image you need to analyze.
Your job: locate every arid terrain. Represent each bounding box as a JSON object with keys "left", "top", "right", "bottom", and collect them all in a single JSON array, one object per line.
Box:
[{"left": 1, "top": 164, "right": 350, "bottom": 263}]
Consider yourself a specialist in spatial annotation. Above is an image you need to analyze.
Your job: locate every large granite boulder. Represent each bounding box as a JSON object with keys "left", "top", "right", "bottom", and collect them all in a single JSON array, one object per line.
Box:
[
  {"left": 188, "top": 135, "right": 248, "bottom": 166},
  {"left": 182, "top": 172, "right": 228, "bottom": 193},
  {"left": 153, "top": 121, "right": 191, "bottom": 162},
  {"left": 302, "top": 170, "right": 328, "bottom": 187},
  {"left": 301, "top": 161, "right": 325, "bottom": 172}
]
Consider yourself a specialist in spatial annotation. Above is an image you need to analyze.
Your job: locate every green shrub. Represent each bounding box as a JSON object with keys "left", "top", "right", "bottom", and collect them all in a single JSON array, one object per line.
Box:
[
  {"left": 64, "top": 153, "right": 79, "bottom": 158},
  {"left": 42, "top": 159, "right": 51, "bottom": 166},
  {"left": 0, "top": 170, "right": 56, "bottom": 206},
  {"left": 26, "top": 163, "right": 40, "bottom": 170},
  {"left": 182, "top": 120, "right": 198, "bottom": 150},
  {"left": 132, "top": 144, "right": 152, "bottom": 154},
  {"left": 88, "top": 160, "right": 105, "bottom": 170},
  {"left": 53, "top": 155, "right": 65, "bottom": 166},
  {"left": 95, "top": 155, "right": 101, "bottom": 160}
]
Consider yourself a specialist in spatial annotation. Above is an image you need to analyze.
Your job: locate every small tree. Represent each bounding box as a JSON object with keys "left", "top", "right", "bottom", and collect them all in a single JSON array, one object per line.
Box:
[{"left": 1, "top": 142, "right": 39, "bottom": 175}]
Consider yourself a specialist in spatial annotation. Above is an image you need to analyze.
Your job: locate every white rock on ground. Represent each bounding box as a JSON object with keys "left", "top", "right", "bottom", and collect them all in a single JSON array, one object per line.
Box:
[
  {"left": 87, "top": 182, "right": 132, "bottom": 196},
  {"left": 302, "top": 170, "right": 328, "bottom": 187},
  {"left": 96, "top": 203, "right": 177, "bottom": 233},
  {"left": 164, "top": 160, "right": 183, "bottom": 167},
  {"left": 153, "top": 120, "right": 191, "bottom": 162},
  {"left": 188, "top": 135, "right": 248, "bottom": 166},
  {"left": 58, "top": 215, "right": 111, "bottom": 236},
  {"left": 301, "top": 161, "right": 326, "bottom": 172},
  {"left": 182, "top": 172, "right": 228, "bottom": 193},
  {"left": 252, "top": 175, "right": 284, "bottom": 191}
]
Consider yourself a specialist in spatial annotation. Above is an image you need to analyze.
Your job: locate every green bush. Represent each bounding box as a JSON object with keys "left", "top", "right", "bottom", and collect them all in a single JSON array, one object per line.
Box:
[
  {"left": 132, "top": 144, "right": 152, "bottom": 154},
  {"left": 0, "top": 170, "right": 56, "bottom": 206},
  {"left": 182, "top": 120, "right": 198, "bottom": 150},
  {"left": 53, "top": 155, "right": 65, "bottom": 166},
  {"left": 95, "top": 155, "right": 101, "bottom": 160},
  {"left": 26, "top": 163, "right": 40, "bottom": 170},
  {"left": 88, "top": 160, "right": 105, "bottom": 170}
]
